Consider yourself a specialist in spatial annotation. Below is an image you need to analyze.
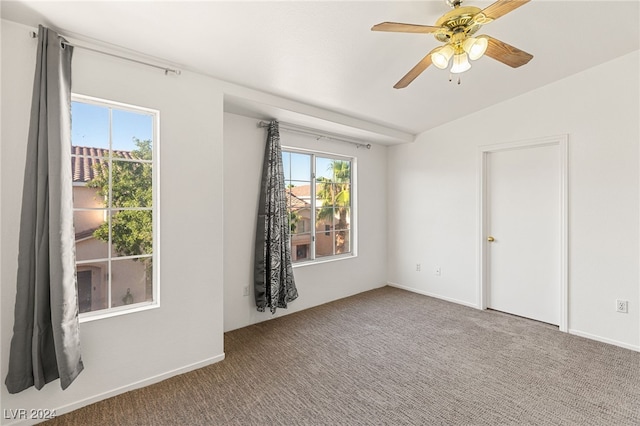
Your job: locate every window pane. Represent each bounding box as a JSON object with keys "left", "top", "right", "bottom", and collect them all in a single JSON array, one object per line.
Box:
[
  {"left": 334, "top": 208, "right": 351, "bottom": 231},
  {"left": 336, "top": 229, "right": 351, "bottom": 254},
  {"left": 290, "top": 233, "right": 311, "bottom": 262},
  {"left": 317, "top": 183, "right": 349, "bottom": 206},
  {"left": 74, "top": 180, "right": 107, "bottom": 209},
  {"left": 316, "top": 157, "right": 333, "bottom": 181},
  {"left": 72, "top": 102, "right": 109, "bottom": 150},
  {"left": 75, "top": 210, "right": 109, "bottom": 261},
  {"left": 111, "top": 160, "right": 153, "bottom": 208},
  {"left": 288, "top": 206, "right": 310, "bottom": 234},
  {"left": 290, "top": 152, "right": 311, "bottom": 181},
  {"left": 111, "top": 257, "right": 152, "bottom": 307},
  {"left": 315, "top": 230, "right": 334, "bottom": 257},
  {"left": 110, "top": 210, "right": 153, "bottom": 258},
  {"left": 77, "top": 261, "right": 108, "bottom": 313},
  {"left": 287, "top": 182, "right": 311, "bottom": 203},
  {"left": 331, "top": 160, "right": 351, "bottom": 182},
  {"left": 282, "top": 151, "right": 291, "bottom": 180},
  {"left": 316, "top": 181, "right": 337, "bottom": 206},
  {"left": 112, "top": 109, "right": 153, "bottom": 154},
  {"left": 316, "top": 207, "right": 335, "bottom": 229},
  {"left": 299, "top": 213, "right": 312, "bottom": 234},
  {"left": 71, "top": 149, "right": 109, "bottom": 190},
  {"left": 74, "top": 159, "right": 110, "bottom": 207},
  {"left": 316, "top": 230, "right": 351, "bottom": 257}
]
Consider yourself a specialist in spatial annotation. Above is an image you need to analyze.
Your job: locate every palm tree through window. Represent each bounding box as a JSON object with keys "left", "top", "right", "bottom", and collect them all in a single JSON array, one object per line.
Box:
[{"left": 283, "top": 150, "right": 354, "bottom": 263}]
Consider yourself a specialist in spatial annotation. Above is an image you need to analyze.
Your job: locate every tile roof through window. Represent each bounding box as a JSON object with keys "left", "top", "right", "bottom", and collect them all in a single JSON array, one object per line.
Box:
[
  {"left": 71, "top": 145, "right": 134, "bottom": 183},
  {"left": 288, "top": 185, "right": 311, "bottom": 197},
  {"left": 285, "top": 190, "right": 309, "bottom": 210}
]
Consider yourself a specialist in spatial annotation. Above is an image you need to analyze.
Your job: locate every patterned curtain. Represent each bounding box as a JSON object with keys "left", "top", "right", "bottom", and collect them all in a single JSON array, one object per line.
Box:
[
  {"left": 5, "top": 25, "right": 84, "bottom": 393},
  {"left": 254, "top": 121, "right": 298, "bottom": 313}
]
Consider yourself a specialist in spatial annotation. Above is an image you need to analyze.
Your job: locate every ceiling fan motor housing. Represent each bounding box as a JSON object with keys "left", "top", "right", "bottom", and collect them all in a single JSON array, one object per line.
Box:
[{"left": 434, "top": 6, "right": 484, "bottom": 43}]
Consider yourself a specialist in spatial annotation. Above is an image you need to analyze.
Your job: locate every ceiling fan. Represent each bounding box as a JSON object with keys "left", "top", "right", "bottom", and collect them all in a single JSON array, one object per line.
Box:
[{"left": 372, "top": 0, "right": 533, "bottom": 88}]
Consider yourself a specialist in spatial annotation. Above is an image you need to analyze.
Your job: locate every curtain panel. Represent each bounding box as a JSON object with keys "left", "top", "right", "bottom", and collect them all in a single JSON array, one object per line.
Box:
[
  {"left": 254, "top": 121, "right": 298, "bottom": 313},
  {"left": 5, "top": 25, "right": 84, "bottom": 394}
]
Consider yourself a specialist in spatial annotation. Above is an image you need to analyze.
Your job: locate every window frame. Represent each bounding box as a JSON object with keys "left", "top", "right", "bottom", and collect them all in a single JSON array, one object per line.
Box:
[
  {"left": 282, "top": 146, "right": 357, "bottom": 266},
  {"left": 71, "top": 93, "right": 160, "bottom": 322}
]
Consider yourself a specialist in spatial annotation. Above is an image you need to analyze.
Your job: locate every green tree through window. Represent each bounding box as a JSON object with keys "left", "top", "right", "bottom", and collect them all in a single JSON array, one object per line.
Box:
[
  {"left": 88, "top": 138, "right": 153, "bottom": 257},
  {"left": 88, "top": 138, "right": 153, "bottom": 302}
]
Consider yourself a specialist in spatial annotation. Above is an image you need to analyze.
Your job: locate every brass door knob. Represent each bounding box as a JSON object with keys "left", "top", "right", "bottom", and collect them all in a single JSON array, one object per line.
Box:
[{"left": 487, "top": 236, "right": 495, "bottom": 242}]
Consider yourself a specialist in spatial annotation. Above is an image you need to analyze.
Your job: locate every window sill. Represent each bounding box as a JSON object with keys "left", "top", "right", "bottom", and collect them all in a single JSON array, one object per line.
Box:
[
  {"left": 292, "top": 253, "right": 357, "bottom": 268},
  {"left": 79, "top": 301, "right": 159, "bottom": 323}
]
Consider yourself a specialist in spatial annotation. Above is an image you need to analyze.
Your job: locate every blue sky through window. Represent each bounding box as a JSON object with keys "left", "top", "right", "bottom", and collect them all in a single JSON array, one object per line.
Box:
[
  {"left": 283, "top": 151, "right": 311, "bottom": 184},
  {"left": 72, "top": 101, "right": 153, "bottom": 152},
  {"left": 283, "top": 151, "right": 349, "bottom": 186}
]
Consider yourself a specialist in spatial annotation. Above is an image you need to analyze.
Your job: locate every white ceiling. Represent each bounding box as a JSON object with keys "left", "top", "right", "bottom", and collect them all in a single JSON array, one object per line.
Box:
[{"left": 2, "top": 0, "right": 639, "bottom": 143}]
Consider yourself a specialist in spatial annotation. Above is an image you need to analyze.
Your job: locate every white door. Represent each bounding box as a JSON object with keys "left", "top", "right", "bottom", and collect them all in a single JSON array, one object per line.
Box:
[{"left": 486, "top": 144, "right": 560, "bottom": 325}]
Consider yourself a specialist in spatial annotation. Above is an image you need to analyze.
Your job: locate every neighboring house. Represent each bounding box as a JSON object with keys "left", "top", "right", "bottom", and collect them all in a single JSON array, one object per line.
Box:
[
  {"left": 286, "top": 184, "right": 349, "bottom": 261},
  {"left": 72, "top": 145, "right": 147, "bottom": 313},
  {"left": 285, "top": 189, "right": 312, "bottom": 261}
]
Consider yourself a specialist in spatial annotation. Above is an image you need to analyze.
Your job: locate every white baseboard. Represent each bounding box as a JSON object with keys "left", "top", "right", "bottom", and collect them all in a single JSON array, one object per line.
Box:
[
  {"left": 568, "top": 329, "right": 640, "bottom": 352},
  {"left": 388, "top": 282, "right": 640, "bottom": 353},
  {"left": 387, "top": 282, "right": 479, "bottom": 309},
  {"left": 3, "top": 353, "right": 226, "bottom": 426}
]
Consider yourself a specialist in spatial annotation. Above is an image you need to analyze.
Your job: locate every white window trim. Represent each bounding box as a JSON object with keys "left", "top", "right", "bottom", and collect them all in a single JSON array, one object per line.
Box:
[
  {"left": 72, "top": 93, "right": 161, "bottom": 322},
  {"left": 282, "top": 145, "right": 358, "bottom": 267}
]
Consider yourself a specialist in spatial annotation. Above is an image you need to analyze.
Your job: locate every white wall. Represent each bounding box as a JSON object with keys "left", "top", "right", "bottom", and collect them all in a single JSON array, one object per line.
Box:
[
  {"left": 1, "top": 20, "right": 225, "bottom": 423},
  {"left": 387, "top": 50, "right": 640, "bottom": 350},
  {"left": 223, "top": 112, "right": 388, "bottom": 331}
]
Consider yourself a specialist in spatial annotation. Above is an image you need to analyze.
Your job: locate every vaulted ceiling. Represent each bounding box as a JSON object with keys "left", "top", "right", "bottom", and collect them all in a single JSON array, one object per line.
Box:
[{"left": 2, "top": 1, "right": 639, "bottom": 143}]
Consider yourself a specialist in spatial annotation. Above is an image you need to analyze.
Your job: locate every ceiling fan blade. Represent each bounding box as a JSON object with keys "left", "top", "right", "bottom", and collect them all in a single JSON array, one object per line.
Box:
[
  {"left": 484, "top": 35, "right": 533, "bottom": 68},
  {"left": 393, "top": 48, "right": 440, "bottom": 89},
  {"left": 372, "top": 22, "right": 442, "bottom": 34},
  {"left": 479, "top": 0, "right": 530, "bottom": 21}
]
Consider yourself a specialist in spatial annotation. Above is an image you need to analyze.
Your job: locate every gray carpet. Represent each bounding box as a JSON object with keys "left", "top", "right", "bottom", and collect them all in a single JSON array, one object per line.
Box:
[{"left": 46, "top": 286, "right": 640, "bottom": 425}]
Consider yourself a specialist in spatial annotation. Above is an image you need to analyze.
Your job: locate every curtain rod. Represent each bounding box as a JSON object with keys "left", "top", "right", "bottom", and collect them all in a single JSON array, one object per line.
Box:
[
  {"left": 29, "top": 31, "right": 181, "bottom": 76},
  {"left": 257, "top": 121, "right": 372, "bottom": 150}
]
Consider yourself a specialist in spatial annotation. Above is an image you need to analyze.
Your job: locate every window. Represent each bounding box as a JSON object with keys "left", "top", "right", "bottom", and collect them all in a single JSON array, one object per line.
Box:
[
  {"left": 282, "top": 149, "right": 355, "bottom": 263},
  {"left": 71, "top": 95, "right": 159, "bottom": 320}
]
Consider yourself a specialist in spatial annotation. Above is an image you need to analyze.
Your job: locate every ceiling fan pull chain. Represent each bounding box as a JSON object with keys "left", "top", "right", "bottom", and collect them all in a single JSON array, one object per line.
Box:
[{"left": 458, "top": 76, "right": 461, "bottom": 85}]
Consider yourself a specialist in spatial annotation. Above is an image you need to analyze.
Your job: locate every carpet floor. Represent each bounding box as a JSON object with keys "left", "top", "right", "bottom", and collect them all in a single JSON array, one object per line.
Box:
[{"left": 46, "top": 286, "right": 640, "bottom": 425}]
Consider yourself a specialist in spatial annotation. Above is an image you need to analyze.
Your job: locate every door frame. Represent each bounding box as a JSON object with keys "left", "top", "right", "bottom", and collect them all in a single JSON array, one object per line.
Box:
[{"left": 477, "top": 134, "right": 569, "bottom": 332}]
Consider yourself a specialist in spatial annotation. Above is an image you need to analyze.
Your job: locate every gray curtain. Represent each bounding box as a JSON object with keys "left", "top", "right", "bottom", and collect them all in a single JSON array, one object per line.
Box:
[
  {"left": 5, "top": 25, "right": 84, "bottom": 394},
  {"left": 254, "top": 121, "right": 298, "bottom": 313}
]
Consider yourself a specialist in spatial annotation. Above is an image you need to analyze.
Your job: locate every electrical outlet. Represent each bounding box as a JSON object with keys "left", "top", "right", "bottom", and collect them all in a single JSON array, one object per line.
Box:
[
  {"left": 243, "top": 286, "right": 250, "bottom": 297},
  {"left": 616, "top": 299, "right": 628, "bottom": 313},
  {"left": 435, "top": 266, "right": 441, "bottom": 276},
  {"left": 416, "top": 264, "right": 421, "bottom": 272}
]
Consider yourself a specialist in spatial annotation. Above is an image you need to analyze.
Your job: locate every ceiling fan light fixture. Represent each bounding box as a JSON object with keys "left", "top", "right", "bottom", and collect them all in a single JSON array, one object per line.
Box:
[
  {"left": 463, "top": 36, "right": 488, "bottom": 60},
  {"left": 372, "top": 0, "right": 534, "bottom": 88},
  {"left": 432, "top": 44, "right": 455, "bottom": 69},
  {"left": 450, "top": 52, "right": 471, "bottom": 73}
]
